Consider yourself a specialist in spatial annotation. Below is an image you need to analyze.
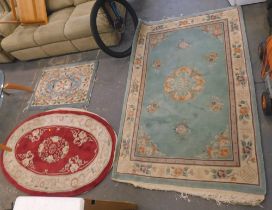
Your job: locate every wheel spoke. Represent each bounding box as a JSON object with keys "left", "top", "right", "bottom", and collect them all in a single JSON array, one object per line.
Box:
[
  {"left": 90, "top": 0, "right": 138, "bottom": 58},
  {"left": 102, "top": 4, "right": 115, "bottom": 27}
]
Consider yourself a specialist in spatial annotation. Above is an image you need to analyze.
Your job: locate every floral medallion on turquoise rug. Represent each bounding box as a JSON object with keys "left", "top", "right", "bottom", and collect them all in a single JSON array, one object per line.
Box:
[
  {"left": 29, "top": 62, "right": 98, "bottom": 110},
  {"left": 112, "top": 7, "right": 266, "bottom": 205}
]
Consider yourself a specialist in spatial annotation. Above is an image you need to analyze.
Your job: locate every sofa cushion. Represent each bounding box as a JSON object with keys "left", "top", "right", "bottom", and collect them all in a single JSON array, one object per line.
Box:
[
  {"left": 0, "top": 12, "right": 19, "bottom": 37},
  {"left": 71, "top": 32, "right": 120, "bottom": 51},
  {"left": 34, "top": 7, "right": 74, "bottom": 45},
  {"left": 65, "top": 1, "right": 113, "bottom": 40},
  {"left": 64, "top": 1, "right": 94, "bottom": 40},
  {"left": 46, "top": 0, "right": 74, "bottom": 13},
  {"left": 11, "top": 47, "right": 47, "bottom": 61},
  {"left": 2, "top": 25, "right": 38, "bottom": 52},
  {"left": 73, "top": 0, "right": 91, "bottom": 6},
  {"left": 41, "top": 41, "right": 78, "bottom": 56}
]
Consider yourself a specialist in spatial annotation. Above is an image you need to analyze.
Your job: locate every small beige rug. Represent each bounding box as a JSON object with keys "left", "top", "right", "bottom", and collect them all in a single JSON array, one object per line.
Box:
[{"left": 29, "top": 62, "right": 98, "bottom": 109}]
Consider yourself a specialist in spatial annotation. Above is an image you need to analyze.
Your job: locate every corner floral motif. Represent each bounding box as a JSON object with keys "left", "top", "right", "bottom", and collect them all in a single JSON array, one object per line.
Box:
[
  {"left": 60, "top": 155, "right": 88, "bottom": 173},
  {"left": 209, "top": 96, "right": 224, "bottom": 112},
  {"left": 146, "top": 102, "right": 159, "bottom": 113},
  {"left": 136, "top": 130, "right": 164, "bottom": 157},
  {"left": 164, "top": 66, "right": 205, "bottom": 102},
  {"left": 178, "top": 39, "right": 190, "bottom": 49},
  {"left": 71, "top": 129, "right": 95, "bottom": 146},
  {"left": 203, "top": 129, "right": 232, "bottom": 159},
  {"left": 201, "top": 23, "right": 223, "bottom": 41},
  {"left": 235, "top": 67, "right": 247, "bottom": 87},
  {"left": 149, "top": 33, "right": 167, "bottom": 49},
  {"left": 238, "top": 100, "right": 250, "bottom": 123}
]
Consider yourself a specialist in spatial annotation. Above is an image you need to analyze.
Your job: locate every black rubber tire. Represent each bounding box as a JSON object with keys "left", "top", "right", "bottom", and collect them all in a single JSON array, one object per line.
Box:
[
  {"left": 258, "top": 41, "right": 265, "bottom": 61},
  {"left": 90, "top": 0, "right": 138, "bottom": 58},
  {"left": 262, "top": 91, "right": 272, "bottom": 116}
]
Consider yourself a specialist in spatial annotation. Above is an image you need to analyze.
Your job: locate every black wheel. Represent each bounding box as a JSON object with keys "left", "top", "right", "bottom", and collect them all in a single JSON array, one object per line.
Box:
[
  {"left": 90, "top": 0, "right": 138, "bottom": 58},
  {"left": 258, "top": 41, "right": 265, "bottom": 61},
  {"left": 261, "top": 91, "right": 272, "bottom": 115}
]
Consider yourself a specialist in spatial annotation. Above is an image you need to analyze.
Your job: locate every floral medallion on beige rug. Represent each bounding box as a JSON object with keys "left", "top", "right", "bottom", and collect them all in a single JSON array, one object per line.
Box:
[
  {"left": 112, "top": 7, "right": 266, "bottom": 205},
  {"left": 29, "top": 62, "right": 98, "bottom": 110}
]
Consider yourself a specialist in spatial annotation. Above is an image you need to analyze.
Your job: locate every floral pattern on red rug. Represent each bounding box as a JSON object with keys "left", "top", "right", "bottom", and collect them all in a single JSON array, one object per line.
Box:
[
  {"left": 15, "top": 126, "right": 98, "bottom": 175},
  {"left": 1, "top": 109, "right": 116, "bottom": 196}
]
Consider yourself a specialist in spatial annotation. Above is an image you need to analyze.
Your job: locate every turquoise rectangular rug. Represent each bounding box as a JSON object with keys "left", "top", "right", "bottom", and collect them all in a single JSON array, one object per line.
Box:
[{"left": 112, "top": 7, "right": 266, "bottom": 205}]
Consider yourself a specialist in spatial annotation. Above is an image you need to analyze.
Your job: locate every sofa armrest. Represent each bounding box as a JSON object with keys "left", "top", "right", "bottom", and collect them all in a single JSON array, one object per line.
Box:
[
  {"left": 0, "top": 36, "right": 14, "bottom": 63},
  {"left": 0, "top": 12, "right": 19, "bottom": 37}
]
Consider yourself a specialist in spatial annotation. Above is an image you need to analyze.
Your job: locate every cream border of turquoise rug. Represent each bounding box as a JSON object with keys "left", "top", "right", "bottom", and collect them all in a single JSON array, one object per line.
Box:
[{"left": 112, "top": 7, "right": 266, "bottom": 205}]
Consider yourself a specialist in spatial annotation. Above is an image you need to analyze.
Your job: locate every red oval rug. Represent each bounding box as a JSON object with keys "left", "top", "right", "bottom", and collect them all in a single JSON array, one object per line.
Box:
[{"left": 0, "top": 109, "right": 116, "bottom": 196}]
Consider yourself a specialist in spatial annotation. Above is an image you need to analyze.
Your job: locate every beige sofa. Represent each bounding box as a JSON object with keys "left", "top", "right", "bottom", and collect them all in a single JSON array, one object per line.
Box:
[
  {"left": 0, "top": 0, "right": 16, "bottom": 63},
  {"left": 0, "top": 0, "right": 121, "bottom": 62}
]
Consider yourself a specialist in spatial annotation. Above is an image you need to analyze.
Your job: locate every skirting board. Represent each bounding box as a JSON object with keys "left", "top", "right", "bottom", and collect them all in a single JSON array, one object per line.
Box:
[{"left": 228, "top": 0, "right": 266, "bottom": 5}]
